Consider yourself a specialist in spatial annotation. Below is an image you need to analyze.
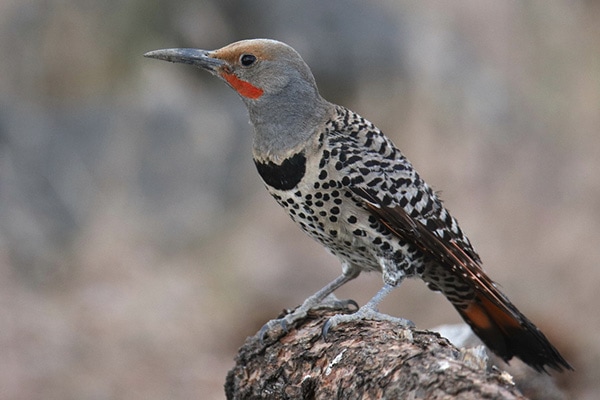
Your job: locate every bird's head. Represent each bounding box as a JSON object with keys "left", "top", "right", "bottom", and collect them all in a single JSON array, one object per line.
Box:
[
  {"left": 145, "top": 39, "right": 332, "bottom": 156},
  {"left": 144, "top": 39, "right": 320, "bottom": 103}
]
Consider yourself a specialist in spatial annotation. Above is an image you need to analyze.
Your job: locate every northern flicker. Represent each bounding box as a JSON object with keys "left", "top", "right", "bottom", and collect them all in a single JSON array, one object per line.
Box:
[{"left": 145, "top": 39, "right": 572, "bottom": 373}]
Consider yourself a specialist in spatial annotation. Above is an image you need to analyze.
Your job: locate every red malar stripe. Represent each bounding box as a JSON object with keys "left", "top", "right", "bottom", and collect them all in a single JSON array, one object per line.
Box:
[{"left": 221, "top": 72, "right": 264, "bottom": 99}]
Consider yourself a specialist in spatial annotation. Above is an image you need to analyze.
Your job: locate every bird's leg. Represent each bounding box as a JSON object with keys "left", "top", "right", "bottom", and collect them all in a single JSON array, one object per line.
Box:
[
  {"left": 322, "top": 281, "right": 415, "bottom": 339},
  {"left": 258, "top": 265, "right": 360, "bottom": 341}
]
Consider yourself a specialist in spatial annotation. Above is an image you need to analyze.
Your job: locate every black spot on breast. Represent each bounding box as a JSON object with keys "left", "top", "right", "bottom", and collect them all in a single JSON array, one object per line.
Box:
[{"left": 254, "top": 152, "right": 306, "bottom": 191}]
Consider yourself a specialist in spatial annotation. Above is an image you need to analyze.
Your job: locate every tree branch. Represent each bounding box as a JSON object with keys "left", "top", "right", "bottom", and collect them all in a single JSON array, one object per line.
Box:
[{"left": 225, "top": 306, "right": 527, "bottom": 399}]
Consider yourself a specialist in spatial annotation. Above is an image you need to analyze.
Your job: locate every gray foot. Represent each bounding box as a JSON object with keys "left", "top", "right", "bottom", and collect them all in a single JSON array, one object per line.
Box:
[
  {"left": 257, "top": 272, "right": 360, "bottom": 342},
  {"left": 258, "top": 294, "right": 359, "bottom": 342},
  {"left": 322, "top": 306, "right": 415, "bottom": 339},
  {"left": 322, "top": 283, "right": 415, "bottom": 339}
]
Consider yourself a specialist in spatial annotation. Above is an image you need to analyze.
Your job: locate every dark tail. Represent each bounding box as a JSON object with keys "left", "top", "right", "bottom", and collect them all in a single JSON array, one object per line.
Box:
[{"left": 455, "top": 289, "right": 573, "bottom": 373}]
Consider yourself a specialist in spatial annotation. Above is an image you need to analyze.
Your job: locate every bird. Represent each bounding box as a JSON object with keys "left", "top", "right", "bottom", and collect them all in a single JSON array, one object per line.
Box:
[{"left": 144, "top": 39, "right": 572, "bottom": 373}]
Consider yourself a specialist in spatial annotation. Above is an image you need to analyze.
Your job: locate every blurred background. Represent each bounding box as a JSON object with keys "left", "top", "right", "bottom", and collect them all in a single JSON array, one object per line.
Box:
[{"left": 1, "top": 0, "right": 598, "bottom": 398}]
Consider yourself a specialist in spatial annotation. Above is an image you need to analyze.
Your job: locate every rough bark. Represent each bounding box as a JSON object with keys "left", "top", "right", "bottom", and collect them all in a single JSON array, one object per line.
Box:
[{"left": 225, "top": 306, "right": 527, "bottom": 400}]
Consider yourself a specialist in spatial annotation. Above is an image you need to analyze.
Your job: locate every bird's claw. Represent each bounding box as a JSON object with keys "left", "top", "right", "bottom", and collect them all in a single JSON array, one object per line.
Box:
[
  {"left": 258, "top": 318, "right": 289, "bottom": 343},
  {"left": 257, "top": 296, "right": 359, "bottom": 343},
  {"left": 322, "top": 308, "right": 415, "bottom": 340},
  {"left": 312, "top": 297, "right": 359, "bottom": 312}
]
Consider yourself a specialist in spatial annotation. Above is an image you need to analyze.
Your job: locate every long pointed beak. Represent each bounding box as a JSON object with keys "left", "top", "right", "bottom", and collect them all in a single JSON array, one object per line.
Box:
[{"left": 143, "top": 48, "right": 226, "bottom": 72}]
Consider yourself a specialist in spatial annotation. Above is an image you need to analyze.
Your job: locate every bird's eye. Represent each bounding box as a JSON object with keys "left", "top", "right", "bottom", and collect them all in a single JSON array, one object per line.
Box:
[{"left": 240, "top": 54, "right": 257, "bottom": 67}]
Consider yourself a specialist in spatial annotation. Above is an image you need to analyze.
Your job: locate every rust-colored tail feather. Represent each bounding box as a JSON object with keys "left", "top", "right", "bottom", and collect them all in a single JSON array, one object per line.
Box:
[{"left": 455, "top": 290, "right": 573, "bottom": 373}]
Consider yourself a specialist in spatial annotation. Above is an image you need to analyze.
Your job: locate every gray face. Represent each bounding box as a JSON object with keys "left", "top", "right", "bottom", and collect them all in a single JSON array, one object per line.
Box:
[{"left": 226, "top": 42, "right": 318, "bottom": 99}]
